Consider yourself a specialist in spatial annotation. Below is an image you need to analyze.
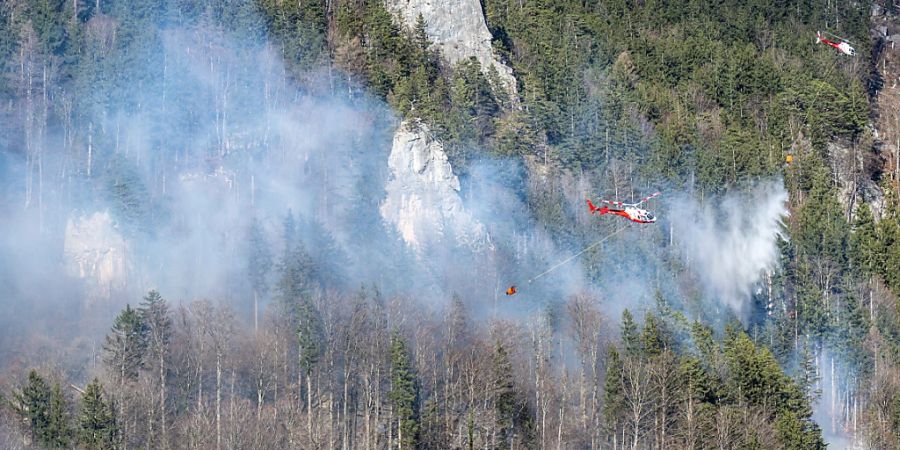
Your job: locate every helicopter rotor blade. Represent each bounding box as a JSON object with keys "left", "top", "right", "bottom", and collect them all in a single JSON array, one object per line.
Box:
[
  {"left": 823, "top": 30, "right": 854, "bottom": 44},
  {"left": 634, "top": 192, "right": 661, "bottom": 206}
]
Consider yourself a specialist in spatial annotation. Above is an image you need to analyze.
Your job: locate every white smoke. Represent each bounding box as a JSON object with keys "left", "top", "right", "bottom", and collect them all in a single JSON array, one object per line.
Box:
[{"left": 669, "top": 180, "right": 788, "bottom": 317}]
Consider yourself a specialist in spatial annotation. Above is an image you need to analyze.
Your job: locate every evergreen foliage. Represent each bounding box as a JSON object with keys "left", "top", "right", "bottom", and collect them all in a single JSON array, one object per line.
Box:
[
  {"left": 139, "top": 289, "right": 172, "bottom": 369},
  {"left": 492, "top": 340, "right": 530, "bottom": 445},
  {"left": 13, "top": 371, "right": 51, "bottom": 445},
  {"left": 103, "top": 304, "right": 146, "bottom": 382},
  {"left": 390, "top": 332, "right": 419, "bottom": 449},
  {"left": 78, "top": 379, "right": 117, "bottom": 450},
  {"left": 246, "top": 217, "right": 273, "bottom": 299},
  {"left": 47, "top": 383, "right": 72, "bottom": 448}
]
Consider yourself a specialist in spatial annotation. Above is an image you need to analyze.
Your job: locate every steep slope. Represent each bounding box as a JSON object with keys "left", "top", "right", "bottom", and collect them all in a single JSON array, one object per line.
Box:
[
  {"left": 380, "top": 120, "right": 490, "bottom": 253},
  {"left": 873, "top": 8, "right": 900, "bottom": 201},
  {"left": 384, "top": 0, "right": 517, "bottom": 95}
]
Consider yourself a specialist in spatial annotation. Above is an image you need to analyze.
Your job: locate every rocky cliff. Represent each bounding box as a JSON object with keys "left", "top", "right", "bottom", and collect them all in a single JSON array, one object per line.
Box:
[
  {"left": 380, "top": 120, "right": 490, "bottom": 253},
  {"left": 873, "top": 8, "right": 900, "bottom": 206},
  {"left": 63, "top": 211, "right": 129, "bottom": 304},
  {"left": 384, "top": 0, "right": 517, "bottom": 96}
]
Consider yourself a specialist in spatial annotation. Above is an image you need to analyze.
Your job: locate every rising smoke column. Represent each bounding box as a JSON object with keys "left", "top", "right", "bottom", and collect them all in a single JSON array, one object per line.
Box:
[{"left": 668, "top": 180, "right": 789, "bottom": 318}]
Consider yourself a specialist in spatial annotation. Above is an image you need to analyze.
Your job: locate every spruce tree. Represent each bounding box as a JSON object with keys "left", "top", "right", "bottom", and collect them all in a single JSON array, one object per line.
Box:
[
  {"left": 46, "top": 383, "right": 72, "bottom": 448},
  {"left": 13, "top": 370, "right": 51, "bottom": 445},
  {"left": 103, "top": 304, "right": 146, "bottom": 382},
  {"left": 79, "top": 379, "right": 117, "bottom": 450},
  {"left": 389, "top": 332, "right": 419, "bottom": 449},
  {"left": 795, "top": 337, "right": 821, "bottom": 404},
  {"left": 297, "top": 297, "right": 323, "bottom": 378},
  {"left": 138, "top": 289, "right": 172, "bottom": 445},
  {"left": 641, "top": 313, "right": 667, "bottom": 356},
  {"left": 493, "top": 341, "right": 517, "bottom": 444},
  {"left": 603, "top": 346, "right": 625, "bottom": 442},
  {"left": 138, "top": 290, "right": 171, "bottom": 362},
  {"left": 851, "top": 202, "right": 880, "bottom": 276},
  {"left": 775, "top": 411, "right": 826, "bottom": 450},
  {"left": 275, "top": 211, "right": 319, "bottom": 313},
  {"left": 246, "top": 217, "right": 272, "bottom": 328},
  {"left": 621, "top": 309, "right": 641, "bottom": 357}
]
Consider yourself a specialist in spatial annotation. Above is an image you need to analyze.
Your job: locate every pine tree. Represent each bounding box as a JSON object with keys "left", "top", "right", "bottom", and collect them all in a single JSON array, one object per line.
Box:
[
  {"left": 46, "top": 382, "right": 72, "bottom": 448},
  {"left": 622, "top": 309, "right": 641, "bottom": 357},
  {"left": 13, "top": 370, "right": 51, "bottom": 445},
  {"left": 246, "top": 217, "right": 272, "bottom": 329},
  {"left": 775, "top": 411, "right": 826, "bottom": 450},
  {"left": 690, "top": 321, "right": 717, "bottom": 369},
  {"left": 795, "top": 337, "right": 821, "bottom": 404},
  {"left": 389, "top": 332, "right": 419, "bottom": 449},
  {"left": 103, "top": 304, "right": 146, "bottom": 382},
  {"left": 641, "top": 313, "right": 667, "bottom": 356},
  {"left": 850, "top": 202, "right": 880, "bottom": 276},
  {"left": 877, "top": 193, "right": 900, "bottom": 293},
  {"left": 105, "top": 156, "right": 154, "bottom": 237},
  {"left": 274, "top": 239, "right": 318, "bottom": 313},
  {"left": 493, "top": 341, "right": 517, "bottom": 444},
  {"left": 298, "top": 217, "right": 349, "bottom": 288},
  {"left": 603, "top": 346, "right": 625, "bottom": 442},
  {"left": 275, "top": 211, "right": 319, "bottom": 313},
  {"left": 297, "top": 297, "right": 323, "bottom": 378},
  {"left": 79, "top": 379, "right": 117, "bottom": 450},
  {"left": 138, "top": 289, "right": 172, "bottom": 446},
  {"left": 677, "top": 356, "right": 713, "bottom": 448},
  {"left": 412, "top": 13, "right": 429, "bottom": 54}
]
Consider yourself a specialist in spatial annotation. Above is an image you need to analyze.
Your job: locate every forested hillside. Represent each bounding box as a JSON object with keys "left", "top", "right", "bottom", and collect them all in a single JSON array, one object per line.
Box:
[{"left": 0, "top": 0, "right": 898, "bottom": 449}]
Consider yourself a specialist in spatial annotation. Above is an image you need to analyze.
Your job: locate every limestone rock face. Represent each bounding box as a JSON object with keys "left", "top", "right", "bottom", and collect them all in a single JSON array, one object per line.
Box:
[
  {"left": 64, "top": 211, "right": 129, "bottom": 303},
  {"left": 384, "top": 0, "right": 517, "bottom": 96},
  {"left": 828, "top": 142, "right": 886, "bottom": 220},
  {"left": 381, "top": 120, "right": 489, "bottom": 253}
]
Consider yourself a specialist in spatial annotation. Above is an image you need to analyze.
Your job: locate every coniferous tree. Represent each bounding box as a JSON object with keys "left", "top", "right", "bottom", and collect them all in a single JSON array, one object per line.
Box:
[
  {"left": 621, "top": 309, "right": 641, "bottom": 357},
  {"left": 877, "top": 192, "right": 900, "bottom": 293},
  {"left": 297, "top": 296, "right": 323, "bottom": 378},
  {"left": 299, "top": 217, "right": 349, "bottom": 288},
  {"left": 46, "top": 382, "right": 72, "bottom": 448},
  {"left": 677, "top": 356, "right": 713, "bottom": 446},
  {"left": 246, "top": 217, "right": 272, "bottom": 329},
  {"left": 493, "top": 341, "right": 517, "bottom": 444},
  {"left": 275, "top": 211, "right": 319, "bottom": 313},
  {"left": 775, "top": 411, "right": 827, "bottom": 450},
  {"left": 79, "top": 379, "right": 117, "bottom": 450},
  {"left": 390, "top": 332, "right": 419, "bottom": 449},
  {"left": 851, "top": 202, "right": 880, "bottom": 277},
  {"left": 13, "top": 370, "right": 51, "bottom": 446},
  {"left": 795, "top": 336, "right": 821, "bottom": 404},
  {"left": 103, "top": 304, "right": 146, "bottom": 382},
  {"left": 138, "top": 289, "right": 171, "bottom": 446},
  {"left": 603, "top": 346, "right": 625, "bottom": 443},
  {"left": 641, "top": 313, "right": 667, "bottom": 356}
]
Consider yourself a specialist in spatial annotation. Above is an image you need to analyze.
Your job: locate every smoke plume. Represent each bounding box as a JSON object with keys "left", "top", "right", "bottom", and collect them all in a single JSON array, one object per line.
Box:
[{"left": 668, "top": 180, "right": 789, "bottom": 318}]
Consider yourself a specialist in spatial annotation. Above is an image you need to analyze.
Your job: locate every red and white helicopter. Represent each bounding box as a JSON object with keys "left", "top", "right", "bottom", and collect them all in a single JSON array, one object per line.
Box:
[
  {"left": 816, "top": 31, "right": 855, "bottom": 56},
  {"left": 586, "top": 192, "right": 660, "bottom": 224}
]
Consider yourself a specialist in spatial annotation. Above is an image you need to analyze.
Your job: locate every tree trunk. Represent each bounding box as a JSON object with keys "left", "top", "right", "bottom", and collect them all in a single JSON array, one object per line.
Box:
[
  {"left": 307, "top": 372, "right": 313, "bottom": 444},
  {"left": 160, "top": 349, "right": 167, "bottom": 449},
  {"left": 216, "top": 350, "right": 222, "bottom": 450}
]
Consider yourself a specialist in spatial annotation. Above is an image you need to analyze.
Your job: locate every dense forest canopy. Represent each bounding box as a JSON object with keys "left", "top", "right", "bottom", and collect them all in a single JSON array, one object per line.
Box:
[{"left": 0, "top": 0, "right": 899, "bottom": 448}]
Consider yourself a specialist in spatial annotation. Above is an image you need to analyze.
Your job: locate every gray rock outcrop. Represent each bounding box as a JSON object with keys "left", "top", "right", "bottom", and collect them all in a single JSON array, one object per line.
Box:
[
  {"left": 381, "top": 120, "right": 490, "bottom": 253},
  {"left": 828, "top": 142, "right": 886, "bottom": 220},
  {"left": 63, "top": 211, "right": 129, "bottom": 303},
  {"left": 385, "top": 0, "right": 517, "bottom": 96}
]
